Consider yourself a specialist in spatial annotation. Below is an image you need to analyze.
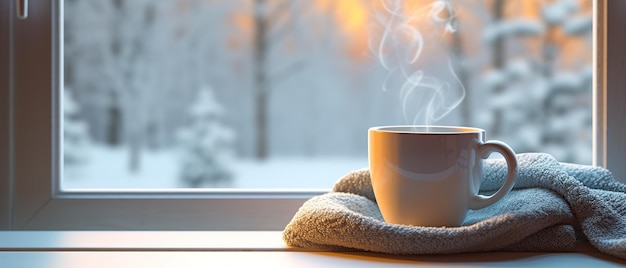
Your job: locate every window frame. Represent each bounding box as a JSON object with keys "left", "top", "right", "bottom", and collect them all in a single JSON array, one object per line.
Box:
[
  {"left": 593, "top": 0, "right": 625, "bottom": 182},
  {"left": 1, "top": 0, "right": 624, "bottom": 230}
]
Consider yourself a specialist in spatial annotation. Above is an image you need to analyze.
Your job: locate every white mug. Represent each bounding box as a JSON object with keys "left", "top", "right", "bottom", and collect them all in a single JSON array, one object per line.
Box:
[{"left": 369, "top": 126, "right": 518, "bottom": 227}]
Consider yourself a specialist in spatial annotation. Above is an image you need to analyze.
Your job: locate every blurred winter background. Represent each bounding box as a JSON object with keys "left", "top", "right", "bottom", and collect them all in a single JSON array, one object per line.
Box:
[{"left": 62, "top": 0, "right": 592, "bottom": 189}]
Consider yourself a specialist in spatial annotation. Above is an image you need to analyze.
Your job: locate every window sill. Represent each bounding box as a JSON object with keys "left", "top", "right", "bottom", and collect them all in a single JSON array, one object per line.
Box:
[{"left": 0, "top": 231, "right": 625, "bottom": 267}]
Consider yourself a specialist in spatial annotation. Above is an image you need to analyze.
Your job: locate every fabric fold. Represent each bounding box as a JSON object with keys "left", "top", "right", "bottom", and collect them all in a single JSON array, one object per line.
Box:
[{"left": 283, "top": 153, "right": 626, "bottom": 259}]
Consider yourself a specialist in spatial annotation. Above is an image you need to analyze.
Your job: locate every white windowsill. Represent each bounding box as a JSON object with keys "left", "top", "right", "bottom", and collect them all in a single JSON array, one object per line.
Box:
[{"left": 0, "top": 231, "right": 625, "bottom": 268}]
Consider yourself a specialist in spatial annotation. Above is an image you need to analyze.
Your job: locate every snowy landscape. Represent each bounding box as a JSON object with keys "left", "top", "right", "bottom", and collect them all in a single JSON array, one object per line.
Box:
[
  {"left": 63, "top": 145, "right": 366, "bottom": 189},
  {"left": 63, "top": 0, "right": 593, "bottom": 189}
]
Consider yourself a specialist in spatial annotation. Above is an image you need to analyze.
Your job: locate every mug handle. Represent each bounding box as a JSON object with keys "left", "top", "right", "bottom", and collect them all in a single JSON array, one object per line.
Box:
[{"left": 468, "top": 140, "right": 518, "bottom": 210}]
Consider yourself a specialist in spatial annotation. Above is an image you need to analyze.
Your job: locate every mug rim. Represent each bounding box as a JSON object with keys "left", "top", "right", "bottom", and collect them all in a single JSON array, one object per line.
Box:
[{"left": 369, "top": 125, "right": 485, "bottom": 134}]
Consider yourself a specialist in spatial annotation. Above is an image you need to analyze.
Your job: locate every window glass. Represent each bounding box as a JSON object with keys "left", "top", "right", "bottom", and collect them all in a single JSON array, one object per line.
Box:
[{"left": 62, "top": 0, "right": 592, "bottom": 189}]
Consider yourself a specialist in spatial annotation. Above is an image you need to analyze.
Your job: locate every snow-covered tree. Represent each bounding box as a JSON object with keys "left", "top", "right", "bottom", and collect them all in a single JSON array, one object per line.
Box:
[
  {"left": 63, "top": 88, "right": 90, "bottom": 171},
  {"left": 478, "top": 0, "right": 592, "bottom": 164},
  {"left": 247, "top": 0, "right": 315, "bottom": 159},
  {"left": 64, "top": 0, "right": 238, "bottom": 172},
  {"left": 177, "top": 87, "right": 235, "bottom": 188}
]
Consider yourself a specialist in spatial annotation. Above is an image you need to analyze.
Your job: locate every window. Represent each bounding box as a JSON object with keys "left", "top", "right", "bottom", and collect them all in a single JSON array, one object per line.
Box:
[
  {"left": 61, "top": 0, "right": 595, "bottom": 190},
  {"left": 1, "top": 0, "right": 624, "bottom": 230}
]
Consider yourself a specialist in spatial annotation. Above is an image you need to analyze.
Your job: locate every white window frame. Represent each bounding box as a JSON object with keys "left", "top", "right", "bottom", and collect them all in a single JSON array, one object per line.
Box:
[{"left": 0, "top": 0, "right": 624, "bottom": 230}]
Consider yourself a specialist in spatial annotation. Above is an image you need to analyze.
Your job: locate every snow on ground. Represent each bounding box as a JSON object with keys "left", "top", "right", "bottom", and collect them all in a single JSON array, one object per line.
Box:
[{"left": 63, "top": 146, "right": 367, "bottom": 190}]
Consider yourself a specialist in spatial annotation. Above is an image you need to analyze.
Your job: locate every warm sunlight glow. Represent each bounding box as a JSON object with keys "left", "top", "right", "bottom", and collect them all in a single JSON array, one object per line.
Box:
[
  {"left": 229, "top": 13, "right": 252, "bottom": 50},
  {"left": 315, "top": 0, "right": 370, "bottom": 59},
  {"left": 335, "top": 0, "right": 368, "bottom": 34},
  {"left": 338, "top": 0, "right": 369, "bottom": 59}
]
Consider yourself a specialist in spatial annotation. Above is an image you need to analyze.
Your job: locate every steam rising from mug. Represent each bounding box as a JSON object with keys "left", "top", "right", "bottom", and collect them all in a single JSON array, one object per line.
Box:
[{"left": 373, "top": 0, "right": 465, "bottom": 126}]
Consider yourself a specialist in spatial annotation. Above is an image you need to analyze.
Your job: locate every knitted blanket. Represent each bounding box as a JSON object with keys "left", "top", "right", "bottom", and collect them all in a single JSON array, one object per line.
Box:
[{"left": 283, "top": 153, "right": 626, "bottom": 259}]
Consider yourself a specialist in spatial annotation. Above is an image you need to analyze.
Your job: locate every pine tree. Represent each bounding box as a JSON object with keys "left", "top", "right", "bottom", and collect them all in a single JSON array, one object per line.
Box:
[
  {"left": 178, "top": 86, "right": 235, "bottom": 188},
  {"left": 63, "top": 88, "right": 90, "bottom": 174}
]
